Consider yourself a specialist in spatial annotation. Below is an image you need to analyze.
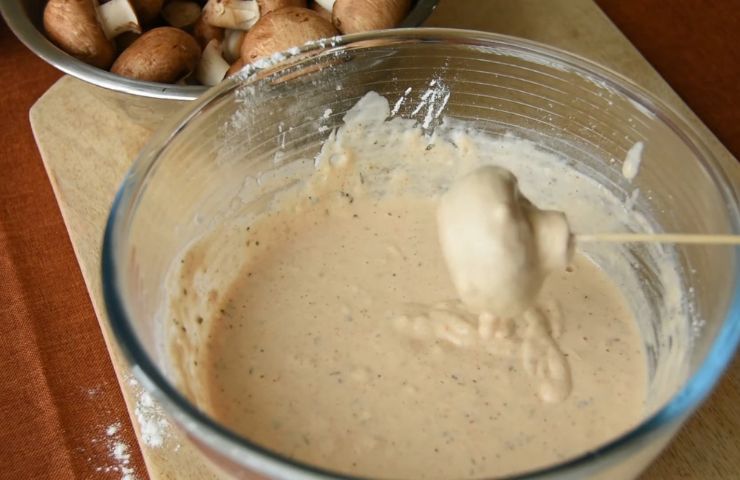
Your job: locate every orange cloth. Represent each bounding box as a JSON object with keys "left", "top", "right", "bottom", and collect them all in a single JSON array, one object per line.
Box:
[
  {"left": 0, "top": 22, "right": 147, "bottom": 479},
  {"left": 596, "top": 0, "right": 740, "bottom": 157}
]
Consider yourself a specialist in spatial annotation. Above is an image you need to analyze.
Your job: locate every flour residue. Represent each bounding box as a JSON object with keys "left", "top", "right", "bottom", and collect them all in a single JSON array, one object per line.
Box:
[
  {"left": 391, "top": 87, "right": 413, "bottom": 116},
  {"left": 127, "top": 377, "right": 177, "bottom": 450},
  {"left": 622, "top": 141, "right": 645, "bottom": 181},
  {"left": 410, "top": 78, "right": 451, "bottom": 130},
  {"left": 91, "top": 421, "right": 138, "bottom": 480},
  {"left": 625, "top": 188, "right": 640, "bottom": 211}
]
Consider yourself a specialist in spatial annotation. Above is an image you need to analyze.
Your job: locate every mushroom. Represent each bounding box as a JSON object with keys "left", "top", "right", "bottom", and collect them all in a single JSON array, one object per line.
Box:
[
  {"left": 222, "top": 29, "right": 245, "bottom": 62},
  {"left": 98, "top": 0, "right": 142, "bottom": 37},
  {"left": 240, "top": 7, "right": 338, "bottom": 63},
  {"left": 332, "top": 0, "right": 411, "bottom": 34},
  {"left": 257, "top": 0, "right": 306, "bottom": 15},
  {"left": 130, "top": 0, "right": 166, "bottom": 25},
  {"left": 310, "top": 0, "right": 333, "bottom": 22},
  {"left": 194, "top": 14, "right": 225, "bottom": 48},
  {"left": 195, "top": 39, "right": 230, "bottom": 85},
  {"left": 202, "top": 0, "right": 260, "bottom": 30},
  {"left": 202, "top": 0, "right": 306, "bottom": 30},
  {"left": 111, "top": 27, "right": 201, "bottom": 82},
  {"left": 115, "top": 31, "right": 141, "bottom": 53},
  {"left": 44, "top": 0, "right": 142, "bottom": 69},
  {"left": 226, "top": 58, "right": 245, "bottom": 77},
  {"left": 162, "top": 0, "right": 203, "bottom": 29}
]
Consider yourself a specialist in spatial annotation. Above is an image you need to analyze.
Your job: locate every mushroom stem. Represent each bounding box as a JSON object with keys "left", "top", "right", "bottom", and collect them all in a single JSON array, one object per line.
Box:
[
  {"left": 97, "top": 0, "right": 142, "bottom": 39},
  {"left": 314, "top": 0, "right": 335, "bottom": 10},
  {"left": 222, "top": 29, "right": 245, "bottom": 63},
  {"left": 196, "top": 39, "right": 230, "bottom": 86},
  {"left": 203, "top": 0, "right": 260, "bottom": 30}
]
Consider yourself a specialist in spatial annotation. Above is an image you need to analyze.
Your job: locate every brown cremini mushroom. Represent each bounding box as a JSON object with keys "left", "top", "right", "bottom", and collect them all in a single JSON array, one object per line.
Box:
[
  {"left": 226, "top": 58, "right": 245, "bottom": 77},
  {"left": 44, "top": 0, "right": 141, "bottom": 69},
  {"left": 162, "top": 0, "right": 202, "bottom": 29},
  {"left": 130, "top": 0, "right": 165, "bottom": 25},
  {"left": 257, "top": 0, "right": 306, "bottom": 15},
  {"left": 202, "top": 0, "right": 260, "bottom": 30},
  {"left": 194, "top": 14, "right": 225, "bottom": 48},
  {"left": 332, "top": 0, "right": 410, "bottom": 34},
  {"left": 310, "top": 0, "right": 333, "bottom": 22},
  {"left": 202, "top": 0, "right": 306, "bottom": 30},
  {"left": 111, "top": 27, "right": 201, "bottom": 82},
  {"left": 240, "top": 7, "right": 337, "bottom": 62}
]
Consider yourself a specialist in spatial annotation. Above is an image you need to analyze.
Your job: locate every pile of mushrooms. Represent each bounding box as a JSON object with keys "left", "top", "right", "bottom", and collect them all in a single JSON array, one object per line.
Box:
[{"left": 43, "top": 0, "right": 413, "bottom": 86}]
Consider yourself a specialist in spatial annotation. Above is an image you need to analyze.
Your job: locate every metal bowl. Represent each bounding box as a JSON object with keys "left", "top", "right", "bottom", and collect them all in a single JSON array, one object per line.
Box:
[{"left": 1, "top": 0, "right": 439, "bottom": 100}]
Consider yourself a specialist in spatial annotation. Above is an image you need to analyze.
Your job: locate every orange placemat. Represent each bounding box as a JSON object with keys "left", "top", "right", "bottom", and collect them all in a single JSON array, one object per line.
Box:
[{"left": 0, "top": 23, "right": 147, "bottom": 479}]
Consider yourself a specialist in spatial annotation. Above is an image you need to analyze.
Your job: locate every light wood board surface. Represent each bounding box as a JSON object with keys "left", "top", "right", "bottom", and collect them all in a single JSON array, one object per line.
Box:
[{"left": 29, "top": 0, "right": 739, "bottom": 478}]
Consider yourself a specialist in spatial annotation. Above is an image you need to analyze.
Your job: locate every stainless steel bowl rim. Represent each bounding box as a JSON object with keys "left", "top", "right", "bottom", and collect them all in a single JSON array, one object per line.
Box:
[
  {"left": 101, "top": 28, "right": 740, "bottom": 479},
  {"left": 0, "top": 0, "right": 438, "bottom": 100}
]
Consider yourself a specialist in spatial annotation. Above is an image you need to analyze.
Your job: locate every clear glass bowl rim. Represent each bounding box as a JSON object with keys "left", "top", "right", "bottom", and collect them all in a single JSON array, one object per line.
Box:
[{"left": 102, "top": 28, "right": 740, "bottom": 480}]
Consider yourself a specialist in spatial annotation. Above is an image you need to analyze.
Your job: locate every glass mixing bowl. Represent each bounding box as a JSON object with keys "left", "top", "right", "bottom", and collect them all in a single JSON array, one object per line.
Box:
[{"left": 102, "top": 29, "right": 740, "bottom": 479}]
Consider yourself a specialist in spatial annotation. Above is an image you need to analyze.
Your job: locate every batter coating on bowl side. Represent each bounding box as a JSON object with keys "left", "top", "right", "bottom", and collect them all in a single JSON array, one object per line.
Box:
[{"left": 166, "top": 92, "right": 650, "bottom": 479}]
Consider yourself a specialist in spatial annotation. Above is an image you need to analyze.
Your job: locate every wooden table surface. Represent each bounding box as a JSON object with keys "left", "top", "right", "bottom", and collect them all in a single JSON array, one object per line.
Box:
[{"left": 1, "top": 1, "right": 738, "bottom": 479}]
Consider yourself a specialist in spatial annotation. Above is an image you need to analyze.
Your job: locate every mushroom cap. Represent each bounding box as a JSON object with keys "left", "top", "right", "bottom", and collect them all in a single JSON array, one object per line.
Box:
[
  {"left": 111, "top": 27, "right": 201, "bottom": 83},
  {"left": 240, "top": 7, "right": 338, "bottom": 62},
  {"left": 226, "top": 58, "right": 245, "bottom": 77},
  {"left": 43, "top": 0, "right": 116, "bottom": 69},
  {"left": 162, "top": 0, "right": 202, "bottom": 29},
  {"left": 332, "top": 0, "right": 411, "bottom": 34},
  {"left": 257, "top": 0, "right": 306, "bottom": 16},
  {"left": 194, "top": 14, "right": 225, "bottom": 49},
  {"left": 310, "top": 1, "right": 332, "bottom": 22},
  {"left": 130, "top": 0, "right": 165, "bottom": 25}
]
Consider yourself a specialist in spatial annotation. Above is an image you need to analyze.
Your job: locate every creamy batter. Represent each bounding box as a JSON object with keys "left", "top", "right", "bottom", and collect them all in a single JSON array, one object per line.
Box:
[
  {"left": 162, "top": 92, "right": 685, "bottom": 479},
  {"left": 198, "top": 198, "right": 644, "bottom": 478}
]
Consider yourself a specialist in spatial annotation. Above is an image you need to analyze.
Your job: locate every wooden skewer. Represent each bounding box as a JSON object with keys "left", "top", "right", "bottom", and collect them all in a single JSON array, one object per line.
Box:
[{"left": 576, "top": 233, "right": 740, "bottom": 245}]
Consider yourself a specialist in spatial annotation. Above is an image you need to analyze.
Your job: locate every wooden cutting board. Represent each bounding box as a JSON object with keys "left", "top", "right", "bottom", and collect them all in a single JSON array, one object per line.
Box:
[{"left": 29, "top": 0, "right": 739, "bottom": 478}]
